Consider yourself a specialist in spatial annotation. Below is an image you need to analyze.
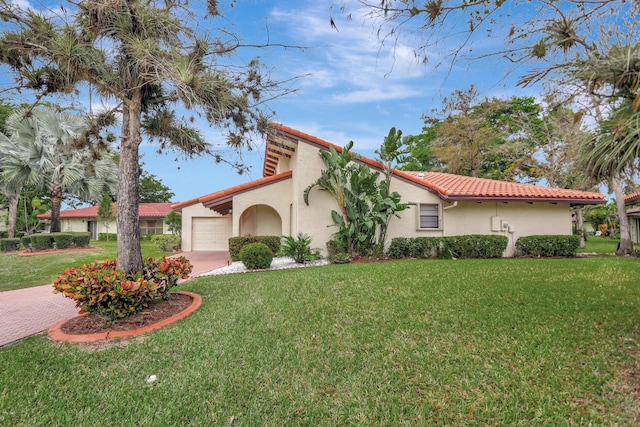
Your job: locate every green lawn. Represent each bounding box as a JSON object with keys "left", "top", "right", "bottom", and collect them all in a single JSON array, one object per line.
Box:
[
  {"left": 0, "top": 240, "right": 172, "bottom": 292},
  {"left": 1, "top": 257, "right": 639, "bottom": 425},
  {"left": 577, "top": 235, "right": 620, "bottom": 254}
]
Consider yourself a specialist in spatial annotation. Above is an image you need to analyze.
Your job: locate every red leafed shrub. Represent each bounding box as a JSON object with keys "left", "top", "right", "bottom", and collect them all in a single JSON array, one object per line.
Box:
[
  {"left": 53, "top": 257, "right": 193, "bottom": 321},
  {"left": 143, "top": 256, "right": 193, "bottom": 300}
]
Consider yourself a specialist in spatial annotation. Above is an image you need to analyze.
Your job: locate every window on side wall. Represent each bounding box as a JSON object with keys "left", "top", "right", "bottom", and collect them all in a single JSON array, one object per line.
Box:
[{"left": 417, "top": 203, "right": 440, "bottom": 230}]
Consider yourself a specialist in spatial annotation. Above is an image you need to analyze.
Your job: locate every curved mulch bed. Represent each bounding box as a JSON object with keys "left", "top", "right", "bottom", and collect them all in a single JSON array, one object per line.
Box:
[{"left": 48, "top": 291, "right": 201, "bottom": 343}]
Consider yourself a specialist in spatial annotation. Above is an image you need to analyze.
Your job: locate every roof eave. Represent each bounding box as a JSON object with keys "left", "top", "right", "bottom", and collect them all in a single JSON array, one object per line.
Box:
[{"left": 443, "top": 195, "right": 606, "bottom": 205}]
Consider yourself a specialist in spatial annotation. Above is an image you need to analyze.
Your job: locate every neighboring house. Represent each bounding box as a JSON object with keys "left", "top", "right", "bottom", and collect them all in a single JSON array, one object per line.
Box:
[
  {"left": 38, "top": 203, "right": 175, "bottom": 240},
  {"left": 625, "top": 192, "right": 640, "bottom": 244},
  {"left": 172, "top": 123, "right": 606, "bottom": 256}
]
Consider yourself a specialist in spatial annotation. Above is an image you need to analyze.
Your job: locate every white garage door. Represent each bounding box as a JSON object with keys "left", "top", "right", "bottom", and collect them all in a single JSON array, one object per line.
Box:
[{"left": 191, "top": 217, "right": 232, "bottom": 251}]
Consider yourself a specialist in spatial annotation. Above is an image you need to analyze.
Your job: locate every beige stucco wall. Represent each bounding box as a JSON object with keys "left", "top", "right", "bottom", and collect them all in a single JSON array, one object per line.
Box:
[
  {"left": 180, "top": 203, "right": 226, "bottom": 251},
  {"left": 180, "top": 138, "right": 576, "bottom": 256},
  {"left": 385, "top": 177, "right": 571, "bottom": 256},
  {"left": 239, "top": 205, "right": 282, "bottom": 236},
  {"left": 233, "top": 178, "right": 292, "bottom": 238},
  {"left": 289, "top": 141, "right": 346, "bottom": 251},
  {"left": 55, "top": 218, "right": 170, "bottom": 236}
]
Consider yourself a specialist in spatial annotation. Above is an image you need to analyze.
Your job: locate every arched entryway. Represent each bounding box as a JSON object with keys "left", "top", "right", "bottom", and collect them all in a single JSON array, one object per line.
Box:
[{"left": 239, "top": 204, "right": 282, "bottom": 236}]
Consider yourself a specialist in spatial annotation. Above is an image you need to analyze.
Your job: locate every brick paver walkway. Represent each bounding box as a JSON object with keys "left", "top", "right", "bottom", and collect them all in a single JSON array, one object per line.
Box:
[{"left": 0, "top": 251, "right": 230, "bottom": 347}]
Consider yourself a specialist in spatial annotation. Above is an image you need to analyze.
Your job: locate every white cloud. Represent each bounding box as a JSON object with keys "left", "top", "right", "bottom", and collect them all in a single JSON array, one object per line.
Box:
[{"left": 269, "top": 1, "right": 430, "bottom": 105}]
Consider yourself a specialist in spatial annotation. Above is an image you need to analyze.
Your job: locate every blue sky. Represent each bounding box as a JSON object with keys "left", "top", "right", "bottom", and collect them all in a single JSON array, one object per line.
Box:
[
  {"left": 144, "top": 0, "right": 539, "bottom": 203},
  {"left": 3, "top": 0, "right": 542, "bottom": 203}
]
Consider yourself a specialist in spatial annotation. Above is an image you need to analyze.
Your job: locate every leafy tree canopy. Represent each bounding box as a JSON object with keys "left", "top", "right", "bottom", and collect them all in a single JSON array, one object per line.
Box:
[
  {"left": 139, "top": 171, "right": 175, "bottom": 203},
  {"left": 0, "top": 0, "right": 298, "bottom": 272}
]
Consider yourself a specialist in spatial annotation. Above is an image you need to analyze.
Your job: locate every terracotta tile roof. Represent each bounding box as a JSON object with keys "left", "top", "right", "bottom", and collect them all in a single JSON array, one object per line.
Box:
[
  {"left": 171, "top": 171, "right": 292, "bottom": 213},
  {"left": 267, "top": 123, "right": 605, "bottom": 205},
  {"left": 397, "top": 171, "right": 605, "bottom": 204},
  {"left": 625, "top": 191, "right": 640, "bottom": 206},
  {"left": 38, "top": 203, "right": 174, "bottom": 220}
]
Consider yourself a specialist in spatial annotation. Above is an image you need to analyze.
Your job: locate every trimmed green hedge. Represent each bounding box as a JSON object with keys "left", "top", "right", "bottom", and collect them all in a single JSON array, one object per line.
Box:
[
  {"left": 515, "top": 235, "right": 580, "bottom": 257},
  {"left": 20, "top": 235, "right": 31, "bottom": 248},
  {"left": 229, "top": 236, "right": 281, "bottom": 261},
  {"left": 31, "top": 234, "right": 54, "bottom": 251},
  {"left": 70, "top": 232, "right": 91, "bottom": 247},
  {"left": 239, "top": 243, "right": 273, "bottom": 270},
  {"left": 0, "top": 238, "right": 20, "bottom": 252},
  {"left": 51, "top": 233, "right": 73, "bottom": 249},
  {"left": 388, "top": 235, "right": 508, "bottom": 259}
]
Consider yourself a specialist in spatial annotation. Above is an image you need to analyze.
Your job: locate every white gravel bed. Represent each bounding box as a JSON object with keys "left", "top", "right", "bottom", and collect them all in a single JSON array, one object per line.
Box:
[{"left": 199, "top": 257, "right": 328, "bottom": 276}]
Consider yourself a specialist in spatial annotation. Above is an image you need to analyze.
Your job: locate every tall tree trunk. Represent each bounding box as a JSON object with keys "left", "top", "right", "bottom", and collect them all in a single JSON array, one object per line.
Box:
[
  {"left": 5, "top": 192, "right": 19, "bottom": 238},
  {"left": 49, "top": 188, "right": 62, "bottom": 233},
  {"left": 117, "top": 94, "right": 144, "bottom": 273},
  {"left": 575, "top": 206, "right": 586, "bottom": 248},
  {"left": 612, "top": 175, "right": 634, "bottom": 255}
]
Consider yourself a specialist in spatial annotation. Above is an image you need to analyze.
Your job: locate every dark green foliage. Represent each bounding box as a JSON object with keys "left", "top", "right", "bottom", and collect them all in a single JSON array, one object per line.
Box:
[
  {"left": 326, "top": 238, "right": 348, "bottom": 260},
  {"left": 70, "top": 232, "right": 91, "bottom": 247},
  {"left": 388, "top": 235, "right": 508, "bottom": 259},
  {"left": 515, "top": 235, "right": 581, "bottom": 257},
  {"left": 445, "top": 235, "right": 509, "bottom": 259},
  {"left": 388, "top": 237, "right": 446, "bottom": 259},
  {"left": 229, "top": 236, "right": 280, "bottom": 261},
  {"left": 0, "top": 231, "right": 7, "bottom": 238},
  {"left": 30, "top": 234, "right": 53, "bottom": 251},
  {"left": 0, "top": 238, "right": 20, "bottom": 252},
  {"left": 239, "top": 243, "right": 273, "bottom": 270},
  {"left": 99, "top": 233, "right": 117, "bottom": 241},
  {"left": 166, "top": 210, "right": 182, "bottom": 236},
  {"left": 152, "top": 234, "right": 181, "bottom": 252},
  {"left": 280, "top": 234, "right": 312, "bottom": 263},
  {"left": 20, "top": 235, "right": 31, "bottom": 248},
  {"left": 51, "top": 233, "right": 73, "bottom": 249},
  {"left": 139, "top": 171, "right": 175, "bottom": 203}
]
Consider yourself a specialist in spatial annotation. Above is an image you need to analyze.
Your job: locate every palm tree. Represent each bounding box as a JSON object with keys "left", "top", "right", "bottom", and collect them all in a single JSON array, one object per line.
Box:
[
  {"left": 570, "top": 42, "right": 640, "bottom": 255},
  {"left": 2, "top": 109, "right": 117, "bottom": 233},
  {"left": 0, "top": 110, "right": 39, "bottom": 238},
  {"left": 0, "top": 1, "right": 289, "bottom": 273}
]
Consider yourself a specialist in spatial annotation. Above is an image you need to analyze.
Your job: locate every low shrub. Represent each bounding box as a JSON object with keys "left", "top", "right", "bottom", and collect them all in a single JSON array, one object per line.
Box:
[
  {"left": 31, "top": 234, "right": 53, "bottom": 251},
  {"left": 229, "top": 236, "right": 280, "bottom": 261},
  {"left": 326, "top": 238, "right": 348, "bottom": 260},
  {"left": 239, "top": 243, "right": 273, "bottom": 270},
  {"left": 98, "top": 233, "right": 117, "bottom": 241},
  {"left": 445, "top": 235, "right": 508, "bottom": 259},
  {"left": 143, "top": 256, "right": 193, "bottom": 300},
  {"left": 152, "top": 234, "right": 181, "bottom": 252},
  {"left": 515, "top": 235, "right": 580, "bottom": 257},
  {"left": 51, "top": 233, "right": 73, "bottom": 249},
  {"left": 0, "top": 231, "right": 7, "bottom": 238},
  {"left": 0, "top": 238, "right": 20, "bottom": 252},
  {"left": 281, "top": 233, "right": 312, "bottom": 263},
  {"left": 70, "top": 232, "right": 91, "bottom": 247},
  {"left": 20, "top": 235, "right": 31, "bottom": 249},
  {"left": 388, "top": 235, "right": 508, "bottom": 259},
  {"left": 53, "top": 256, "right": 193, "bottom": 320}
]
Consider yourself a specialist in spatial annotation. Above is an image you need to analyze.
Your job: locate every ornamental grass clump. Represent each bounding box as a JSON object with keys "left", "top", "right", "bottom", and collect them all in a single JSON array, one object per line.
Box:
[{"left": 53, "top": 256, "right": 192, "bottom": 321}]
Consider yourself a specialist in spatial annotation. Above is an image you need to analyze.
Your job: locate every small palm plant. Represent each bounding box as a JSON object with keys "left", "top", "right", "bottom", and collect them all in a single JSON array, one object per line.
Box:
[{"left": 280, "top": 233, "right": 313, "bottom": 264}]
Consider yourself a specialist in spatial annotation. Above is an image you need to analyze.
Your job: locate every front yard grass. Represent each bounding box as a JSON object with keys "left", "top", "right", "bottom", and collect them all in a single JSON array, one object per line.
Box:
[
  {"left": 1, "top": 257, "right": 639, "bottom": 425},
  {"left": 577, "top": 235, "right": 620, "bottom": 254},
  {"left": 0, "top": 240, "right": 171, "bottom": 292}
]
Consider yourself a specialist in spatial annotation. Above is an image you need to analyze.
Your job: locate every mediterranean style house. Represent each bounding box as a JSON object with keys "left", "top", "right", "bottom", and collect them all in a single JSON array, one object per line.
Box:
[
  {"left": 38, "top": 203, "right": 175, "bottom": 239},
  {"left": 625, "top": 192, "right": 640, "bottom": 244},
  {"left": 172, "top": 123, "right": 606, "bottom": 256}
]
